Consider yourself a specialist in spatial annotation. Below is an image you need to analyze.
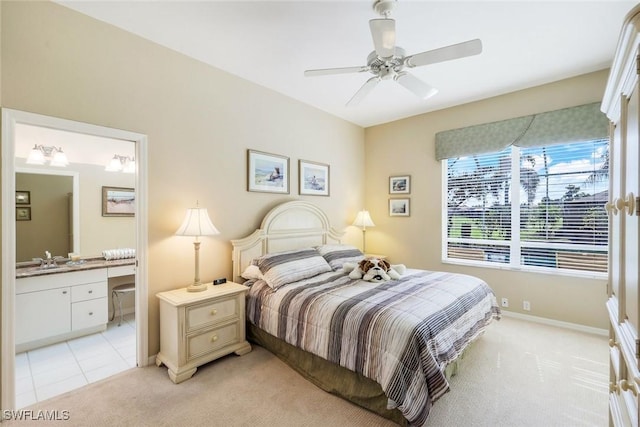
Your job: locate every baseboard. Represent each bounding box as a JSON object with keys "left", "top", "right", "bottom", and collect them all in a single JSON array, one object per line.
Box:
[
  {"left": 148, "top": 353, "right": 158, "bottom": 367},
  {"left": 501, "top": 310, "right": 608, "bottom": 336}
]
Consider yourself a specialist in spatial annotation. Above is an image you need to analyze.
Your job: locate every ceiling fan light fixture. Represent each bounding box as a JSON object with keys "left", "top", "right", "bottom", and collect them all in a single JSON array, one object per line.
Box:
[{"left": 304, "top": 0, "right": 482, "bottom": 107}]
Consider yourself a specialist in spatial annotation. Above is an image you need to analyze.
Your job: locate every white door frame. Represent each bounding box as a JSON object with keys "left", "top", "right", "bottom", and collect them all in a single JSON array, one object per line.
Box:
[{"left": 1, "top": 109, "right": 149, "bottom": 411}]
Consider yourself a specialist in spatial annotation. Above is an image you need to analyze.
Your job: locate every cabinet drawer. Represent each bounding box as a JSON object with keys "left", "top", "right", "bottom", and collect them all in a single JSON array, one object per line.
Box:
[
  {"left": 186, "top": 296, "right": 238, "bottom": 332},
  {"left": 71, "top": 281, "right": 107, "bottom": 302},
  {"left": 187, "top": 322, "right": 240, "bottom": 361},
  {"left": 108, "top": 265, "right": 135, "bottom": 278},
  {"left": 72, "top": 297, "right": 107, "bottom": 330}
]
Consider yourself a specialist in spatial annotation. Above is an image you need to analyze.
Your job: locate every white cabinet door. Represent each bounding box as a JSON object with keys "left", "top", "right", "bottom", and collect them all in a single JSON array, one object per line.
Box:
[{"left": 16, "top": 287, "right": 71, "bottom": 345}]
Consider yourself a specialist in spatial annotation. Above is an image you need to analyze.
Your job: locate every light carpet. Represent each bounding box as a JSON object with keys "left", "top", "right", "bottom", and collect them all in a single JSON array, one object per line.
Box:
[{"left": 3, "top": 316, "right": 608, "bottom": 426}]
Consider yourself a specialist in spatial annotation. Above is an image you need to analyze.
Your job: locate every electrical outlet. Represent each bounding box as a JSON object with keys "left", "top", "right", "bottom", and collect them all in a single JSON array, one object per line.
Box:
[
  {"left": 523, "top": 300, "right": 531, "bottom": 311},
  {"left": 501, "top": 297, "right": 509, "bottom": 308}
]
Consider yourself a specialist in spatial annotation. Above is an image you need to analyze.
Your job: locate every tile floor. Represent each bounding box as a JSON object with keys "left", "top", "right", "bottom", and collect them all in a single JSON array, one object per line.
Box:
[{"left": 15, "top": 313, "right": 136, "bottom": 409}]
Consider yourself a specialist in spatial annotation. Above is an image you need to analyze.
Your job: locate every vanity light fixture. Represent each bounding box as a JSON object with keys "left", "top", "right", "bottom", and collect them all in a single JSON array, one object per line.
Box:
[
  {"left": 105, "top": 154, "right": 136, "bottom": 174},
  {"left": 175, "top": 202, "right": 220, "bottom": 292},
  {"left": 353, "top": 210, "right": 375, "bottom": 253},
  {"left": 26, "top": 144, "right": 69, "bottom": 167}
]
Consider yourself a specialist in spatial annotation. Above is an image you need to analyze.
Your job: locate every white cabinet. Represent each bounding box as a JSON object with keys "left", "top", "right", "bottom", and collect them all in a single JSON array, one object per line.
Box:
[
  {"left": 602, "top": 4, "right": 640, "bottom": 426},
  {"left": 16, "top": 287, "right": 70, "bottom": 344},
  {"left": 155, "top": 282, "right": 251, "bottom": 384},
  {"left": 16, "top": 269, "right": 108, "bottom": 352}
]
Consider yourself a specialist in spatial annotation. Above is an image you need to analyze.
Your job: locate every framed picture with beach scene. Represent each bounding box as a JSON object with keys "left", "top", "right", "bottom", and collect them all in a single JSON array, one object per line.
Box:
[
  {"left": 102, "top": 186, "right": 135, "bottom": 217},
  {"left": 247, "top": 149, "right": 290, "bottom": 194},
  {"left": 299, "top": 160, "right": 329, "bottom": 196}
]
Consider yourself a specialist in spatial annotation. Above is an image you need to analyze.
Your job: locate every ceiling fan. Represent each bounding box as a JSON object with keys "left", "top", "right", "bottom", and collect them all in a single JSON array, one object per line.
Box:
[{"left": 304, "top": 0, "right": 483, "bottom": 107}]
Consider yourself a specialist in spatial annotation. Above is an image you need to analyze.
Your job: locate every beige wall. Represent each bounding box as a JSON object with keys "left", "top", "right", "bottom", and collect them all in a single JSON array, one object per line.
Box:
[
  {"left": 364, "top": 69, "right": 610, "bottom": 329},
  {"left": 0, "top": 0, "right": 365, "bottom": 360}
]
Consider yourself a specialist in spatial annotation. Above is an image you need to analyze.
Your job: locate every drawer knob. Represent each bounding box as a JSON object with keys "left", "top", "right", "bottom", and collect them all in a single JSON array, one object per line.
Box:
[
  {"left": 88, "top": 290, "right": 93, "bottom": 294},
  {"left": 620, "top": 379, "right": 638, "bottom": 396},
  {"left": 89, "top": 312, "right": 93, "bottom": 316},
  {"left": 211, "top": 335, "right": 218, "bottom": 343},
  {"left": 211, "top": 309, "right": 218, "bottom": 316},
  {"left": 62, "top": 290, "right": 68, "bottom": 295}
]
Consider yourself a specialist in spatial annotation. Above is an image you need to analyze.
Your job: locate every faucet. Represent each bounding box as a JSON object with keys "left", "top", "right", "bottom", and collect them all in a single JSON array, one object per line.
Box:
[{"left": 38, "top": 251, "right": 62, "bottom": 269}]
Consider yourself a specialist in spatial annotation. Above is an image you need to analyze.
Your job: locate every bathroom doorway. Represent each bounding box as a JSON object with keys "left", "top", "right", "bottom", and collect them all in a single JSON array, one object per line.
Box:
[{"left": 1, "top": 109, "right": 149, "bottom": 411}]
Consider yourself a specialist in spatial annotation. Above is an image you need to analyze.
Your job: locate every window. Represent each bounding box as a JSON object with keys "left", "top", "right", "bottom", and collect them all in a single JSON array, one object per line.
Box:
[{"left": 444, "top": 139, "right": 609, "bottom": 275}]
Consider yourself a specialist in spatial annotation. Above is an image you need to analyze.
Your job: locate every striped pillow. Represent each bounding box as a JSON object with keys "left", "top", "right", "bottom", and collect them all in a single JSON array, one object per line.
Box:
[
  {"left": 253, "top": 248, "right": 332, "bottom": 289},
  {"left": 315, "top": 244, "right": 364, "bottom": 271}
]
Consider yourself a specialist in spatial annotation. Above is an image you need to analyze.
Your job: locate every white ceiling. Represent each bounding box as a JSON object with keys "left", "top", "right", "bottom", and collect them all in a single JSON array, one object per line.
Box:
[{"left": 57, "top": 1, "right": 635, "bottom": 128}]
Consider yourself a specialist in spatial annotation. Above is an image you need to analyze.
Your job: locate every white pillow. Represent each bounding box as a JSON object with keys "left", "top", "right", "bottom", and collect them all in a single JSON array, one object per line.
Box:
[{"left": 241, "top": 264, "right": 262, "bottom": 280}]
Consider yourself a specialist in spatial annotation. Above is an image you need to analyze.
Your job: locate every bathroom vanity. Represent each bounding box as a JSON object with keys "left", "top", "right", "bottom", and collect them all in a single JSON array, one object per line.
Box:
[{"left": 15, "top": 258, "right": 135, "bottom": 352}]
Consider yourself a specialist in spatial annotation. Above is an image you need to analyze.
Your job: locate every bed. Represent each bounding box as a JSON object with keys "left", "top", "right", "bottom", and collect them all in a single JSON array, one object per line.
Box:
[{"left": 231, "top": 201, "right": 500, "bottom": 426}]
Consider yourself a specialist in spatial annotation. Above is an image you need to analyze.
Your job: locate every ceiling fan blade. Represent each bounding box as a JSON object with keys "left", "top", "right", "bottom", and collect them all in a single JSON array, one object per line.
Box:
[
  {"left": 346, "top": 77, "right": 380, "bottom": 107},
  {"left": 369, "top": 19, "right": 396, "bottom": 58},
  {"left": 394, "top": 72, "right": 438, "bottom": 100},
  {"left": 304, "top": 66, "right": 369, "bottom": 77},
  {"left": 405, "top": 38, "right": 482, "bottom": 68}
]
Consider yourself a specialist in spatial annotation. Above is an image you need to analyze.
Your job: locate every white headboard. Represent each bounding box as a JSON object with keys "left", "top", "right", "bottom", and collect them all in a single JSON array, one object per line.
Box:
[{"left": 231, "top": 201, "right": 344, "bottom": 282}]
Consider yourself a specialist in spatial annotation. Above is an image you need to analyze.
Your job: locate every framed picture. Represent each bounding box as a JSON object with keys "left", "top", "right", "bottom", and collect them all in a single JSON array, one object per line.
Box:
[
  {"left": 16, "top": 206, "right": 31, "bottom": 221},
  {"left": 247, "top": 150, "right": 290, "bottom": 194},
  {"left": 16, "top": 190, "right": 31, "bottom": 205},
  {"left": 389, "top": 175, "right": 410, "bottom": 194},
  {"left": 299, "top": 160, "right": 330, "bottom": 196},
  {"left": 102, "top": 186, "right": 135, "bottom": 217},
  {"left": 389, "top": 198, "right": 410, "bottom": 217}
]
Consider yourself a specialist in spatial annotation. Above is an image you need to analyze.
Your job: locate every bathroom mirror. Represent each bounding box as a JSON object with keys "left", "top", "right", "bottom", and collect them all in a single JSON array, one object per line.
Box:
[{"left": 15, "top": 170, "right": 78, "bottom": 263}]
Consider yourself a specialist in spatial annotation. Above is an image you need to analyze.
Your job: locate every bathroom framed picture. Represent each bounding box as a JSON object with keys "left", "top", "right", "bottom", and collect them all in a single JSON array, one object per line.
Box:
[
  {"left": 16, "top": 206, "right": 31, "bottom": 221},
  {"left": 102, "top": 186, "right": 135, "bottom": 217},
  {"left": 15, "top": 190, "right": 30, "bottom": 205}
]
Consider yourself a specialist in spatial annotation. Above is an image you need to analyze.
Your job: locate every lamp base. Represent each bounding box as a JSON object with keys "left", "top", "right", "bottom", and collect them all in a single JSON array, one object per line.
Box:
[{"left": 186, "top": 282, "right": 208, "bottom": 292}]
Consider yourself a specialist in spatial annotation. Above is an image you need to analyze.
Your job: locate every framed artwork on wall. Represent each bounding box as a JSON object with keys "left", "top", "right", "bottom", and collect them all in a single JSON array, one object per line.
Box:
[
  {"left": 16, "top": 206, "right": 31, "bottom": 221},
  {"left": 16, "top": 190, "right": 31, "bottom": 205},
  {"left": 389, "top": 198, "right": 410, "bottom": 217},
  {"left": 299, "top": 160, "right": 329, "bottom": 196},
  {"left": 102, "top": 186, "right": 135, "bottom": 217},
  {"left": 247, "top": 149, "right": 290, "bottom": 194},
  {"left": 389, "top": 175, "right": 410, "bottom": 194}
]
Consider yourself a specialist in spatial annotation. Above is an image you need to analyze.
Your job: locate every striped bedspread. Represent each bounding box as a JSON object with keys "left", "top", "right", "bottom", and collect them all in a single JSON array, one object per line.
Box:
[{"left": 246, "top": 269, "right": 501, "bottom": 426}]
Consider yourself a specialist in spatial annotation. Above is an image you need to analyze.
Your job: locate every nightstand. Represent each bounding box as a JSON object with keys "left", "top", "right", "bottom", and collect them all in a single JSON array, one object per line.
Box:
[{"left": 155, "top": 281, "right": 252, "bottom": 383}]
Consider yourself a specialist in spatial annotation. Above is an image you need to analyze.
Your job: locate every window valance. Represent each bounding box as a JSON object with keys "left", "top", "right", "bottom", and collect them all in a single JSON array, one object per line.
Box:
[{"left": 435, "top": 102, "right": 609, "bottom": 160}]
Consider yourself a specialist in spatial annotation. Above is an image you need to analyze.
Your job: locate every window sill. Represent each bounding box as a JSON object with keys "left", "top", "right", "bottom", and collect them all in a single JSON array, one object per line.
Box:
[{"left": 441, "top": 258, "right": 607, "bottom": 280}]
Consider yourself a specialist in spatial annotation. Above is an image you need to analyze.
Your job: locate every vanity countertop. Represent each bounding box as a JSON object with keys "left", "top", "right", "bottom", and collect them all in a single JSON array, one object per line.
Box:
[{"left": 16, "top": 257, "right": 135, "bottom": 279}]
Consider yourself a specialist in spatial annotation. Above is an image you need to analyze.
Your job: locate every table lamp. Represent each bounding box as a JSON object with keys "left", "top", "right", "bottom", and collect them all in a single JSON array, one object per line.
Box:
[
  {"left": 175, "top": 203, "right": 220, "bottom": 292},
  {"left": 352, "top": 210, "right": 375, "bottom": 253}
]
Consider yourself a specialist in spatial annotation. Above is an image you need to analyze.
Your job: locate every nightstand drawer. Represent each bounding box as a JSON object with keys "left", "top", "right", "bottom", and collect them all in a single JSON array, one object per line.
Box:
[
  {"left": 186, "top": 296, "right": 238, "bottom": 332},
  {"left": 187, "top": 322, "right": 240, "bottom": 361}
]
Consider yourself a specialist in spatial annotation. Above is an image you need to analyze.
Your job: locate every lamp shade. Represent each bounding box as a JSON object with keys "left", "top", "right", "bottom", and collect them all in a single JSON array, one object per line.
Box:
[
  {"left": 26, "top": 145, "right": 46, "bottom": 165},
  {"left": 50, "top": 148, "right": 69, "bottom": 167},
  {"left": 175, "top": 207, "right": 220, "bottom": 237},
  {"left": 353, "top": 210, "right": 375, "bottom": 228}
]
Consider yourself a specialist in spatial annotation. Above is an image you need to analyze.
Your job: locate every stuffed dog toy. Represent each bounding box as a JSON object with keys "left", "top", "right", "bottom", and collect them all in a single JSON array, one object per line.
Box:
[{"left": 343, "top": 258, "right": 406, "bottom": 283}]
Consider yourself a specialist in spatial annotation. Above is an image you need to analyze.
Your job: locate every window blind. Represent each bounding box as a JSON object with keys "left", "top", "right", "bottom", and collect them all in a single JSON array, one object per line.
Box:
[{"left": 445, "top": 139, "right": 609, "bottom": 274}]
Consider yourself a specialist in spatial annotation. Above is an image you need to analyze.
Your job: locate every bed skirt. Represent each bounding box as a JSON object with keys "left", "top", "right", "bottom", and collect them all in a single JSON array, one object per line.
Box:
[
  {"left": 248, "top": 323, "right": 472, "bottom": 425},
  {"left": 248, "top": 323, "right": 407, "bottom": 424}
]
